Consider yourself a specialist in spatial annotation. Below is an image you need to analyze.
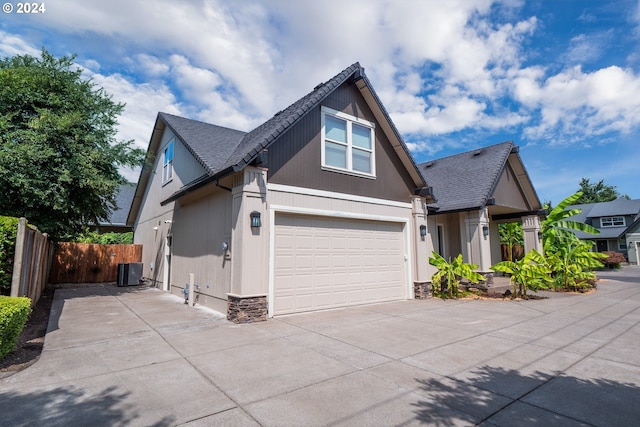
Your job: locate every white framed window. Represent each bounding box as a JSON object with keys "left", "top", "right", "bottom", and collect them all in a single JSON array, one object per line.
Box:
[
  {"left": 619, "top": 239, "right": 627, "bottom": 251},
  {"left": 162, "top": 139, "right": 174, "bottom": 184},
  {"left": 601, "top": 216, "right": 625, "bottom": 227},
  {"left": 321, "top": 106, "right": 375, "bottom": 177}
]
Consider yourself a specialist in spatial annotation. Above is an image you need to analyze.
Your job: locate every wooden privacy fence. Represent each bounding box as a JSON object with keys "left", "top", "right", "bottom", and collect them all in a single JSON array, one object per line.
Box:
[
  {"left": 11, "top": 217, "right": 54, "bottom": 305},
  {"left": 49, "top": 243, "right": 142, "bottom": 284}
]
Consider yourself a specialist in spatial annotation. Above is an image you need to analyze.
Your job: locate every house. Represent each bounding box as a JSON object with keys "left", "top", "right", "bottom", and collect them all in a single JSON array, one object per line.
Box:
[
  {"left": 97, "top": 183, "right": 136, "bottom": 234},
  {"left": 566, "top": 198, "right": 640, "bottom": 264},
  {"left": 417, "top": 141, "right": 543, "bottom": 278},
  {"left": 127, "top": 63, "right": 546, "bottom": 321},
  {"left": 127, "top": 63, "right": 439, "bottom": 322}
]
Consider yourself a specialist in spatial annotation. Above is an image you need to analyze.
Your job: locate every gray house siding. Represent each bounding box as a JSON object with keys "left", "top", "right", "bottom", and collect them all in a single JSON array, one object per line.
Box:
[{"left": 268, "top": 82, "right": 416, "bottom": 202}]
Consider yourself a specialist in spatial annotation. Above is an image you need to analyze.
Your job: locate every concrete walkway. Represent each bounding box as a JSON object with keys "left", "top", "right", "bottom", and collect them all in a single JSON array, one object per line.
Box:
[{"left": 1, "top": 268, "right": 639, "bottom": 426}]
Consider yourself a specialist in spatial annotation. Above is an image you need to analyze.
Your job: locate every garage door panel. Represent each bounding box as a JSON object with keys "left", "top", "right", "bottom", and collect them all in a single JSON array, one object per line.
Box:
[{"left": 274, "top": 213, "right": 406, "bottom": 315}]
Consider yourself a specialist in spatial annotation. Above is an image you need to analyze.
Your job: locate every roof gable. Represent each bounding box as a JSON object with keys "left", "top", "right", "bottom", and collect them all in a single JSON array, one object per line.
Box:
[
  {"left": 419, "top": 141, "right": 513, "bottom": 212},
  {"left": 154, "top": 63, "right": 425, "bottom": 206}
]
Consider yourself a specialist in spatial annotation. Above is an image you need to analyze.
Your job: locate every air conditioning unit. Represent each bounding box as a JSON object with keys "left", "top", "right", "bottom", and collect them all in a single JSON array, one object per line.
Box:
[{"left": 117, "top": 262, "right": 143, "bottom": 286}]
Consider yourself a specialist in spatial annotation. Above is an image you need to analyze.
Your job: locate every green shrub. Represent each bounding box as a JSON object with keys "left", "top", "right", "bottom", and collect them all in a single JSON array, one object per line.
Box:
[
  {"left": 0, "top": 216, "right": 20, "bottom": 296},
  {"left": 74, "top": 230, "right": 133, "bottom": 244},
  {"left": 0, "top": 296, "right": 31, "bottom": 359}
]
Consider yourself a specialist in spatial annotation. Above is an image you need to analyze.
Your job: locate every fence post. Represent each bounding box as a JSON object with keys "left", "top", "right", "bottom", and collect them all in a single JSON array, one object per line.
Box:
[{"left": 10, "top": 218, "right": 27, "bottom": 297}]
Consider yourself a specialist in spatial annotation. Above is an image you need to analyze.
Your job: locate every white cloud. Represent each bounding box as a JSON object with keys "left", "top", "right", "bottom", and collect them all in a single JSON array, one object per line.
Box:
[
  {"left": 2, "top": 0, "right": 639, "bottom": 164},
  {"left": 520, "top": 65, "right": 640, "bottom": 141},
  {"left": 0, "top": 31, "right": 40, "bottom": 57}
]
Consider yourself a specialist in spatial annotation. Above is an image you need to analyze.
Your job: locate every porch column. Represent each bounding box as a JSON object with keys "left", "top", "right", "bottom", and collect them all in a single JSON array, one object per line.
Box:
[
  {"left": 464, "top": 208, "right": 492, "bottom": 272},
  {"left": 411, "top": 197, "right": 434, "bottom": 298},
  {"left": 522, "top": 214, "right": 542, "bottom": 254},
  {"left": 228, "top": 166, "right": 269, "bottom": 323}
]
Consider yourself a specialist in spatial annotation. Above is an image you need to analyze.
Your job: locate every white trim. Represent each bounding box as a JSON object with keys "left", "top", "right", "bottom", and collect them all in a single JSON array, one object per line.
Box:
[
  {"left": 321, "top": 106, "right": 376, "bottom": 178},
  {"left": 268, "top": 204, "right": 413, "bottom": 318},
  {"left": 269, "top": 205, "right": 409, "bottom": 223},
  {"left": 267, "top": 183, "right": 411, "bottom": 209},
  {"left": 600, "top": 216, "right": 626, "bottom": 228}
]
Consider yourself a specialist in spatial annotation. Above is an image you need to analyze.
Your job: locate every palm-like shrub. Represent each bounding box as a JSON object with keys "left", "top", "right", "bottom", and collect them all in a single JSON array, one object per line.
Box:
[
  {"left": 499, "top": 222, "right": 524, "bottom": 261},
  {"left": 541, "top": 191, "right": 600, "bottom": 254},
  {"left": 429, "top": 252, "right": 485, "bottom": 298},
  {"left": 545, "top": 240, "right": 606, "bottom": 290},
  {"left": 491, "top": 250, "right": 552, "bottom": 298}
]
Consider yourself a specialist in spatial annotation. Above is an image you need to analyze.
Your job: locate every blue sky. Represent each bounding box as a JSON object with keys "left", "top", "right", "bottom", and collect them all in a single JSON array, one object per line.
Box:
[{"left": 2, "top": 0, "right": 639, "bottom": 205}]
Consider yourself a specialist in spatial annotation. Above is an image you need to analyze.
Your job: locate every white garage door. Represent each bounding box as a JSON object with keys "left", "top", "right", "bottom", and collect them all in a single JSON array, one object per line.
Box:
[{"left": 273, "top": 213, "right": 407, "bottom": 315}]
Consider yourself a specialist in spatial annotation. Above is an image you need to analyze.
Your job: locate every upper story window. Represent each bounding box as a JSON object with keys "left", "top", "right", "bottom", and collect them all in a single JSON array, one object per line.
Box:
[
  {"left": 321, "top": 106, "right": 375, "bottom": 177},
  {"left": 162, "top": 139, "right": 174, "bottom": 184},
  {"left": 600, "top": 216, "right": 625, "bottom": 228}
]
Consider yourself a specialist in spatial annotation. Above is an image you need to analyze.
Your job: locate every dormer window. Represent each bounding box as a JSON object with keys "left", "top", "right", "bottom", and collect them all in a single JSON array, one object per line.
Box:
[
  {"left": 321, "top": 106, "right": 375, "bottom": 178},
  {"left": 163, "top": 139, "right": 174, "bottom": 184},
  {"left": 600, "top": 216, "right": 625, "bottom": 227}
]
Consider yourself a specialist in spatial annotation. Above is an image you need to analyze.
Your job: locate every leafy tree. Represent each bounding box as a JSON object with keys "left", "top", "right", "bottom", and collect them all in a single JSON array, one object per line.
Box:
[
  {"left": 499, "top": 222, "right": 523, "bottom": 261},
  {"left": 429, "top": 252, "right": 485, "bottom": 298},
  {"left": 0, "top": 49, "right": 144, "bottom": 240},
  {"left": 574, "top": 178, "right": 628, "bottom": 204},
  {"left": 491, "top": 250, "right": 551, "bottom": 298}
]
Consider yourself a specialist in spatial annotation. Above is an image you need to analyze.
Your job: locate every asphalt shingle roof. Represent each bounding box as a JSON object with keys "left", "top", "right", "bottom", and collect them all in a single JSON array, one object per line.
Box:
[
  {"left": 417, "top": 141, "right": 514, "bottom": 212},
  {"left": 567, "top": 198, "right": 640, "bottom": 239},
  {"left": 104, "top": 183, "right": 136, "bottom": 226},
  {"left": 159, "top": 113, "right": 247, "bottom": 175}
]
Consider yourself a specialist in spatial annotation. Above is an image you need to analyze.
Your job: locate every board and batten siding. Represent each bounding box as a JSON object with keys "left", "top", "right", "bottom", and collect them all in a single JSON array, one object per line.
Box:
[{"left": 267, "top": 81, "right": 417, "bottom": 203}]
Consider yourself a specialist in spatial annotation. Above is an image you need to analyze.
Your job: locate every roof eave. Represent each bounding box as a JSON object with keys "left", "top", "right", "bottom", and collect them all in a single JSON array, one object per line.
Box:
[{"left": 354, "top": 75, "right": 426, "bottom": 188}]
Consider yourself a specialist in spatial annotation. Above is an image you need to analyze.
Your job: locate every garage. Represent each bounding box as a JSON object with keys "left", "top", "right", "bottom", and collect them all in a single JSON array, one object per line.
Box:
[{"left": 273, "top": 213, "right": 408, "bottom": 315}]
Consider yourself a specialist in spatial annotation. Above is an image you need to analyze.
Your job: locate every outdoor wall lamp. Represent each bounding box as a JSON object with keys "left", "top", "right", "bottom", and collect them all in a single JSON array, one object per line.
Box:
[
  {"left": 482, "top": 225, "right": 489, "bottom": 237},
  {"left": 419, "top": 225, "right": 427, "bottom": 240},
  {"left": 538, "top": 231, "right": 543, "bottom": 241},
  {"left": 250, "top": 211, "right": 262, "bottom": 228}
]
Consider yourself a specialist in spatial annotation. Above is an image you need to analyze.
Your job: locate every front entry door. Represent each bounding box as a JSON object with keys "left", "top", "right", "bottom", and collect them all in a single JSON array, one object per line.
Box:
[{"left": 596, "top": 240, "right": 608, "bottom": 252}]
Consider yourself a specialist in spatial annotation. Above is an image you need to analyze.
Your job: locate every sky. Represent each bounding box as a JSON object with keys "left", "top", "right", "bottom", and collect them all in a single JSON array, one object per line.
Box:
[{"left": 1, "top": 0, "right": 640, "bottom": 205}]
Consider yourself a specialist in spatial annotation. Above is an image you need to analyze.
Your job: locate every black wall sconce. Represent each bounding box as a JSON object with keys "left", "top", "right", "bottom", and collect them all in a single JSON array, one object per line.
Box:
[
  {"left": 420, "top": 225, "right": 427, "bottom": 240},
  {"left": 538, "top": 231, "right": 542, "bottom": 241},
  {"left": 482, "top": 225, "right": 489, "bottom": 238},
  {"left": 250, "top": 211, "right": 262, "bottom": 228}
]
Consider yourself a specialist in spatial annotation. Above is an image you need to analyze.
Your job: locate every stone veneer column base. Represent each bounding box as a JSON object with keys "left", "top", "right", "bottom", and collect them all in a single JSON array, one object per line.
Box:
[
  {"left": 414, "top": 282, "right": 432, "bottom": 299},
  {"left": 227, "top": 294, "right": 267, "bottom": 324},
  {"left": 479, "top": 272, "right": 494, "bottom": 286}
]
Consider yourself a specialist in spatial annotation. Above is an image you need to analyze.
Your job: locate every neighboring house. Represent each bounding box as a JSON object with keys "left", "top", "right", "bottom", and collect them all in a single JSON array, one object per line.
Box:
[
  {"left": 97, "top": 183, "right": 136, "bottom": 233},
  {"left": 418, "top": 141, "right": 543, "bottom": 275},
  {"left": 566, "top": 198, "right": 640, "bottom": 264},
  {"left": 127, "top": 63, "right": 437, "bottom": 322}
]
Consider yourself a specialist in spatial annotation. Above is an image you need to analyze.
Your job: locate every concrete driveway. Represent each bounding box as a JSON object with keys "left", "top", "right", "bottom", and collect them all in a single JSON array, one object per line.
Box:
[{"left": 1, "top": 268, "right": 639, "bottom": 426}]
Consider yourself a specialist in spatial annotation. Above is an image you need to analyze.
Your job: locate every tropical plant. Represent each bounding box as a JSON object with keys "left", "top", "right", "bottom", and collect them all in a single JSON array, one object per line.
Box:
[
  {"left": 499, "top": 222, "right": 523, "bottom": 261},
  {"left": 491, "top": 250, "right": 552, "bottom": 298},
  {"left": 429, "top": 252, "right": 485, "bottom": 298},
  {"left": 540, "top": 191, "right": 600, "bottom": 255},
  {"left": 545, "top": 240, "right": 606, "bottom": 290}
]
